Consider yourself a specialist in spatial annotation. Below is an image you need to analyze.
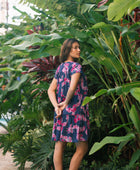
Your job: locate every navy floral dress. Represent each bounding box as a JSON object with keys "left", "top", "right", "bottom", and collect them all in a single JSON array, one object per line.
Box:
[{"left": 52, "top": 61, "right": 90, "bottom": 142}]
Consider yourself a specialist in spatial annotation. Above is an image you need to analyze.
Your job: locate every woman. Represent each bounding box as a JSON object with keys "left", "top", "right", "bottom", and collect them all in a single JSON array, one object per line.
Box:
[{"left": 48, "top": 38, "right": 90, "bottom": 170}]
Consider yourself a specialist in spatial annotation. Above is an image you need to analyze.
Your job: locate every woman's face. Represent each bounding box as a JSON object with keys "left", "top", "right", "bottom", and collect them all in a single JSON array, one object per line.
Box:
[{"left": 69, "top": 42, "right": 80, "bottom": 59}]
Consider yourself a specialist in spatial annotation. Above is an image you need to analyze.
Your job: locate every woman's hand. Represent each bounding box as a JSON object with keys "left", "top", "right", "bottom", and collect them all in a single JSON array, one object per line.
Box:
[
  {"left": 55, "top": 106, "right": 62, "bottom": 118},
  {"left": 58, "top": 101, "right": 68, "bottom": 111}
]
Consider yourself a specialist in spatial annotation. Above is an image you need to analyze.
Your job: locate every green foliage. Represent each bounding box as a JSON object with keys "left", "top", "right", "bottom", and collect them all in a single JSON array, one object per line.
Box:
[
  {"left": 128, "top": 149, "right": 140, "bottom": 168},
  {"left": 89, "top": 133, "right": 135, "bottom": 155},
  {"left": 0, "top": 115, "right": 36, "bottom": 154},
  {"left": 129, "top": 105, "right": 140, "bottom": 133},
  {"left": 12, "top": 125, "right": 54, "bottom": 169},
  {"left": 107, "top": 0, "right": 140, "bottom": 21},
  {"left": 83, "top": 82, "right": 140, "bottom": 105},
  {"left": 30, "top": 127, "right": 54, "bottom": 169},
  {"left": 0, "top": 0, "right": 140, "bottom": 169},
  {"left": 12, "top": 137, "right": 33, "bottom": 169},
  {"left": 130, "top": 87, "right": 140, "bottom": 102}
]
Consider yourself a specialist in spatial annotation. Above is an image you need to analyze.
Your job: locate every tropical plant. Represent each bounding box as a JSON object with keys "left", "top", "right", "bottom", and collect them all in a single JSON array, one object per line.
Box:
[
  {"left": 12, "top": 124, "right": 54, "bottom": 170},
  {"left": 81, "top": 0, "right": 140, "bottom": 168},
  {"left": 0, "top": 0, "right": 140, "bottom": 169}
]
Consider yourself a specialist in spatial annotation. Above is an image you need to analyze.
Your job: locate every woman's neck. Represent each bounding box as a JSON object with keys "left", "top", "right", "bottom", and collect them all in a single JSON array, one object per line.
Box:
[{"left": 64, "top": 59, "right": 73, "bottom": 62}]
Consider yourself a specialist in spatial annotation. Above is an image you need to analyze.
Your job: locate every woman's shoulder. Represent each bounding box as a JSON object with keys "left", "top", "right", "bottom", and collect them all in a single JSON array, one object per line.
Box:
[
  {"left": 70, "top": 62, "right": 82, "bottom": 74},
  {"left": 71, "top": 62, "right": 82, "bottom": 69}
]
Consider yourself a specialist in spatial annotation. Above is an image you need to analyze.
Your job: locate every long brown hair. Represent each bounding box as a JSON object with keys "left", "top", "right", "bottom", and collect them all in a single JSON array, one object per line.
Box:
[{"left": 60, "top": 38, "right": 79, "bottom": 63}]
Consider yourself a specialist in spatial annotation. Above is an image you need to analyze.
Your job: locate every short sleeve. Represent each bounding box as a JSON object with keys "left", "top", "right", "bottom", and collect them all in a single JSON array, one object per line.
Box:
[{"left": 70, "top": 63, "right": 82, "bottom": 75}]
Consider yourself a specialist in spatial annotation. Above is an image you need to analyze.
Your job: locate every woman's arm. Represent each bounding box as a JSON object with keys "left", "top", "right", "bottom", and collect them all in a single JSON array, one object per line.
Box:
[
  {"left": 58, "top": 72, "right": 80, "bottom": 111},
  {"left": 48, "top": 78, "right": 58, "bottom": 107},
  {"left": 48, "top": 78, "right": 61, "bottom": 117}
]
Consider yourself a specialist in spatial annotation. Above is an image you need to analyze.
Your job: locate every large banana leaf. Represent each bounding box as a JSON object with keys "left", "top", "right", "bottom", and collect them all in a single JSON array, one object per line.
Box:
[
  {"left": 5, "top": 34, "right": 42, "bottom": 45},
  {"left": 5, "top": 33, "right": 62, "bottom": 51},
  {"left": 107, "top": 0, "right": 140, "bottom": 21},
  {"left": 83, "top": 81, "right": 140, "bottom": 105},
  {"left": 89, "top": 133, "right": 135, "bottom": 155}
]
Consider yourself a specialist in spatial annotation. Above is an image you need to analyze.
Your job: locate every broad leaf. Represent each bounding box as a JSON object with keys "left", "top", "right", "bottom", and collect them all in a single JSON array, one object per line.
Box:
[
  {"left": 11, "top": 37, "right": 42, "bottom": 50},
  {"left": 81, "top": 4, "right": 96, "bottom": 14},
  {"left": 5, "top": 34, "right": 41, "bottom": 45},
  {"left": 129, "top": 149, "right": 140, "bottom": 167},
  {"left": 91, "top": 49, "right": 123, "bottom": 78},
  {"left": 5, "top": 36, "right": 23, "bottom": 45},
  {"left": 83, "top": 82, "right": 140, "bottom": 105},
  {"left": 69, "top": 28, "right": 88, "bottom": 39},
  {"left": 92, "top": 22, "right": 113, "bottom": 29},
  {"left": 94, "top": 5, "right": 108, "bottom": 12},
  {"left": 89, "top": 133, "right": 135, "bottom": 155},
  {"left": 82, "top": 89, "right": 107, "bottom": 105},
  {"left": 45, "top": 46, "right": 61, "bottom": 56},
  {"left": 107, "top": 0, "right": 139, "bottom": 21},
  {"left": 0, "top": 67, "right": 14, "bottom": 71},
  {"left": 7, "top": 75, "right": 29, "bottom": 91},
  {"left": 109, "top": 123, "right": 132, "bottom": 134},
  {"left": 108, "top": 82, "right": 140, "bottom": 95},
  {"left": 129, "top": 105, "right": 140, "bottom": 133},
  {"left": 38, "top": 33, "right": 62, "bottom": 41},
  {"left": 130, "top": 87, "right": 140, "bottom": 102},
  {"left": 128, "top": 1, "right": 140, "bottom": 13}
]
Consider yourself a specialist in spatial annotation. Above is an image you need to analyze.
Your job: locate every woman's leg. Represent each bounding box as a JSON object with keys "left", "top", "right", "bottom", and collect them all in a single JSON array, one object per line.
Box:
[
  {"left": 53, "top": 141, "right": 66, "bottom": 170},
  {"left": 69, "top": 141, "right": 88, "bottom": 170}
]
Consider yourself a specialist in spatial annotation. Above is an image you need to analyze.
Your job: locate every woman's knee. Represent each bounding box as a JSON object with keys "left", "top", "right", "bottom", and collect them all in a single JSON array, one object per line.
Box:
[
  {"left": 76, "top": 141, "right": 88, "bottom": 156},
  {"left": 54, "top": 141, "right": 66, "bottom": 152},
  {"left": 53, "top": 142, "right": 66, "bottom": 164}
]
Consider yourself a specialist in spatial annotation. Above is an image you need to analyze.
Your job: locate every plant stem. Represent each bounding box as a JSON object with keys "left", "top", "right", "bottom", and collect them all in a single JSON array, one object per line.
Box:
[{"left": 111, "top": 31, "right": 132, "bottom": 82}]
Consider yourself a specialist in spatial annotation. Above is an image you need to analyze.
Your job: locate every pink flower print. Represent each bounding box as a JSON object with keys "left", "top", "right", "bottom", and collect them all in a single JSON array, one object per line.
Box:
[
  {"left": 64, "top": 78, "right": 67, "bottom": 81},
  {"left": 71, "top": 107, "right": 76, "bottom": 113},
  {"left": 66, "top": 107, "right": 72, "bottom": 113},
  {"left": 82, "top": 126, "right": 86, "bottom": 131},
  {"left": 81, "top": 79, "right": 88, "bottom": 91},
  {"left": 78, "top": 116, "right": 81, "bottom": 121},
  {"left": 68, "top": 137, "right": 72, "bottom": 142},
  {"left": 73, "top": 124, "right": 79, "bottom": 130},
  {"left": 56, "top": 126, "right": 61, "bottom": 131},
  {"left": 65, "top": 63, "right": 69, "bottom": 67},
  {"left": 61, "top": 81, "right": 66, "bottom": 87},
  {"left": 58, "top": 97, "right": 61, "bottom": 103},
  {"left": 62, "top": 136, "right": 67, "bottom": 141},
  {"left": 71, "top": 67, "right": 74, "bottom": 72},
  {"left": 62, "top": 122, "right": 67, "bottom": 126},
  {"left": 68, "top": 127, "right": 73, "bottom": 133},
  {"left": 85, "top": 129, "right": 88, "bottom": 135},
  {"left": 52, "top": 134, "right": 56, "bottom": 138},
  {"left": 53, "top": 122, "right": 57, "bottom": 127},
  {"left": 71, "top": 63, "right": 82, "bottom": 73},
  {"left": 57, "top": 119, "right": 62, "bottom": 125},
  {"left": 74, "top": 118, "right": 78, "bottom": 124},
  {"left": 57, "top": 66, "right": 60, "bottom": 72}
]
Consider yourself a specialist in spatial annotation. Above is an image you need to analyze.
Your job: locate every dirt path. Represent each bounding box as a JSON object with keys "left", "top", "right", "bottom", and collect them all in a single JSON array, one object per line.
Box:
[{"left": 0, "top": 127, "right": 31, "bottom": 170}]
